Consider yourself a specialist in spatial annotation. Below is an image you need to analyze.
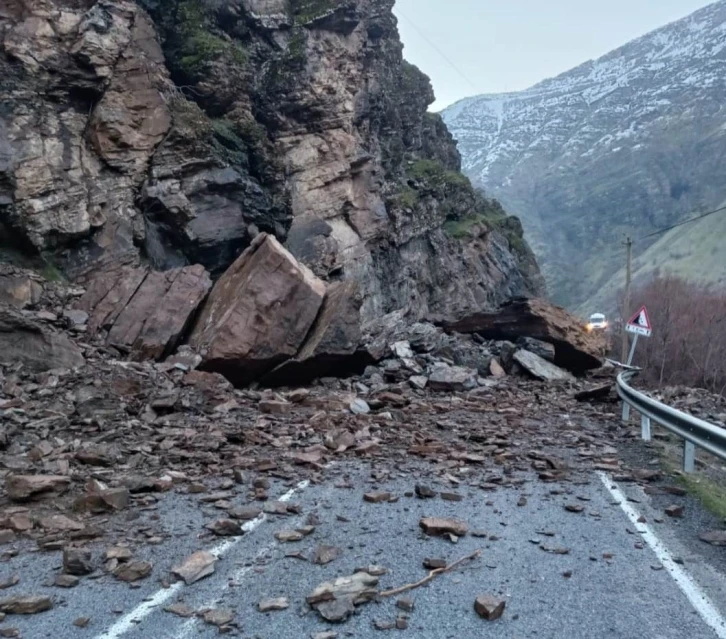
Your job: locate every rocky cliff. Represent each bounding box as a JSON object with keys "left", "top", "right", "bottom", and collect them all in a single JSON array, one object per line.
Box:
[
  {"left": 0, "top": 0, "right": 542, "bottom": 382},
  {"left": 442, "top": 0, "right": 726, "bottom": 310}
]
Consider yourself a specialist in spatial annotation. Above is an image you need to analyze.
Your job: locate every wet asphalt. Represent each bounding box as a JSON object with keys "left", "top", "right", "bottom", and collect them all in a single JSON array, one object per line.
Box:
[{"left": 5, "top": 463, "right": 726, "bottom": 639}]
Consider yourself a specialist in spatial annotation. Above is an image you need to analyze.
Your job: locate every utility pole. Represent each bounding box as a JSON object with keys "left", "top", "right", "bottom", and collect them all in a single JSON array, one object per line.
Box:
[{"left": 621, "top": 236, "right": 633, "bottom": 363}]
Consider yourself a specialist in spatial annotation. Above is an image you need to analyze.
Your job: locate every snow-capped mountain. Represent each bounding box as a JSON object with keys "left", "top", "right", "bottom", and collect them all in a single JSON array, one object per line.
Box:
[{"left": 442, "top": 0, "right": 726, "bottom": 309}]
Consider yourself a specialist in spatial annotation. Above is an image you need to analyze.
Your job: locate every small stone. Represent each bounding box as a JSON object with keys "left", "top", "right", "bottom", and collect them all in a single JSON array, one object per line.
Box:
[
  {"left": 312, "top": 633, "right": 337, "bottom": 639},
  {"left": 474, "top": 595, "right": 506, "bottom": 621},
  {"left": 0, "top": 629, "right": 20, "bottom": 637},
  {"left": 205, "top": 519, "right": 243, "bottom": 537},
  {"left": 419, "top": 517, "right": 468, "bottom": 537},
  {"left": 172, "top": 551, "right": 216, "bottom": 585},
  {"left": 374, "top": 619, "right": 395, "bottom": 630},
  {"left": 364, "top": 492, "right": 392, "bottom": 504},
  {"left": 441, "top": 492, "right": 463, "bottom": 502},
  {"left": 55, "top": 574, "right": 80, "bottom": 588},
  {"left": 275, "top": 530, "right": 304, "bottom": 543},
  {"left": 164, "top": 603, "right": 195, "bottom": 618},
  {"left": 312, "top": 545, "right": 342, "bottom": 565},
  {"left": 113, "top": 560, "right": 152, "bottom": 583},
  {"left": 229, "top": 506, "right": 261, "bottom": 521},
  {"left": 0, "top": 595, "right": 52, "bottom": 614},
  {"left": 74, "top": 617, "right": 90, "bottom": 628},
  {"left": 665, "top": 505, "right": 684, "bottom": 518},
  {"left": 562, "top": 571, "right": 572, "bottom": 579},
  {"left": 396, "top": 616, "right": 409, "bottom": 630},
  {"left": 0, "top": 576, "right": 18, "bottom": 590},
  {"left": 396, "top": 597, "right": 414, "bottom": 612},
  {"left": 356, "top": 565, "right": 388, "bottom": 576},
  {"left": 423, "top": 558, "right": 447, "bottom": 570},
  {"left": 699, "top": 530, "right": 726, "bottom": 546},
  {"left": 565, "top": 504, "right": 584, "bottom": 513},
  {"left": 258, "top": 597, "right": 289, "bottom": 612},
  {"left": 415, "top": 485, "right": 436, "bottom": 499},
  {"left": 349, "top": 399, "right": 371, "bottom": 415},
  {"left": 517, "top": 496, "right": 527, "bottom": 507},
  {"left": 202, "top": 608, "right": 234, "bottom": 627},
  {"left": 63, "top": 548, "right": 94, "bottom": 576},
  {"left": 105, "top": 546, "right": 133, "bottom": 562},
  {"left": 0, "top": 531, "right": 15, "bottom": 545}
]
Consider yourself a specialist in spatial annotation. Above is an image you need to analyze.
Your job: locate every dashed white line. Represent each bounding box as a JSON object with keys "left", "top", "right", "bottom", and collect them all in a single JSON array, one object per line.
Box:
[
  {"left": 598, "top": 471, "right": 726, "bottom": 639},
  {"left": 94, "top": 480, "right": 310, "bottom": 639}
]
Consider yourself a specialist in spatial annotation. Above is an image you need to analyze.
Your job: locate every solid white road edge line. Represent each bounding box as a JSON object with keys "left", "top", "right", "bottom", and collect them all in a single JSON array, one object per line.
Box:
[
  {"left": 94, "top": 480, "right": 310, "bottom": 639},
  {"left": 598, "top": 471, "right": 726, "bottom": 639}
]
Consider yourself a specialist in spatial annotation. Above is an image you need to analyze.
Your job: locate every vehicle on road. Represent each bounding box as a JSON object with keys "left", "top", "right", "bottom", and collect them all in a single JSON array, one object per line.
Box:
[{"left": 587, "top": 312, "right": 608, "bottom": 331}]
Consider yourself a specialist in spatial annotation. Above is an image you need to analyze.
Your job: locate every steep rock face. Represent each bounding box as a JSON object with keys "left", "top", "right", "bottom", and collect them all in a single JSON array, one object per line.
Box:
[
  {"left": 1, "top": 0, "right": 541, "bottom": 370},
  {"left": 442, "top": 1, "right": 726, "bottom": 308}
]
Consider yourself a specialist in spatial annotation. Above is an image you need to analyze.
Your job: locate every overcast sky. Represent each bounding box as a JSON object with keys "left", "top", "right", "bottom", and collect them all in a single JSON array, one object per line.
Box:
[{"left": 393, "top": 0, "right": 716, "bottom": 111}]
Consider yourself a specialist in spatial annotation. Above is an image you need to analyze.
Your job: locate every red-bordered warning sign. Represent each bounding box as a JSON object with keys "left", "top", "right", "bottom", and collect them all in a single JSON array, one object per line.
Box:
[{"left": 626, "top": 306, "right": 652, "bottom": 337}]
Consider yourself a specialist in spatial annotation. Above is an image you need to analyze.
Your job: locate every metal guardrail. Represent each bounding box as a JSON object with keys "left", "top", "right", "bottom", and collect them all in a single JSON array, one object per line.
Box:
[{"left": 617, "top": 370, "right": 726, "bottom": 473}]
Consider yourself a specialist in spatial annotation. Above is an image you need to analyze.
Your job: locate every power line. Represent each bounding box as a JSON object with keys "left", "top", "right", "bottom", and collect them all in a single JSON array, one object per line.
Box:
[
  {"left": 396, "top": 10, "right": 480, "bottom": 94},
  {"left": 636, "top": 204, "right": 726, "bottom": 241}
]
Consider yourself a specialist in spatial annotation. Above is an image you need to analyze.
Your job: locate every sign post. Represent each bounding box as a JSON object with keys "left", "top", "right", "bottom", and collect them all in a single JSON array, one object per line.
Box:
[{"left": 622, "top": 305, "right": 653, "bottom": 423}]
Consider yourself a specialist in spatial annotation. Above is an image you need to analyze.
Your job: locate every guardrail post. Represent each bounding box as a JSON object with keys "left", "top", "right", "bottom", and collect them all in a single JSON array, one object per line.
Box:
[
  {"left": 641, "top": 415, "right": 651, "bottom": 441},
  {"left": 622, "top": 402, "right": 631, "bottom": 423},
  {"left": 683, "top": 441, "right": 696, "bottom": 473}
]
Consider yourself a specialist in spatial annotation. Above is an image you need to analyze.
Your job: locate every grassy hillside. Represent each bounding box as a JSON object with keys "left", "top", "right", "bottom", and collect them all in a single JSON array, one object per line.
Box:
[{"left": 578, "top": 206, "right": 726, "bottom": 317}]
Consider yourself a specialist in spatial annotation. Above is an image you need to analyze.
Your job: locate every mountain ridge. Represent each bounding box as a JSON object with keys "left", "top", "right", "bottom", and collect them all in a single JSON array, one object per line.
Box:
[{"left": 442, "top": 0, "right": 726, "bottom": 309}]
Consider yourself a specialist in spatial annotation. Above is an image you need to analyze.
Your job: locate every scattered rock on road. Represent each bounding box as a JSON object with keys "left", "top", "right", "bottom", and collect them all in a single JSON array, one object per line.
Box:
[
  {"left": 63, "top": 548, "right": 94, "bottom": 576},
  {"left": 665, "top": 505, "right": 684, "bottom": 518},
  {"left": 258, "top": 598, "right": 289, "bottom": 612},
  {"left": 699, "top": 530, "right": 726, "bottom": 546},
  {"left": 307, "top": 572, "right": 379, "bottom": 622},
  {"left": 172, "top": 551, "right": 217, "bottom": 585},
  {"left": 474, "top": 595, "right": 506, "bottom": 621},
  {"left": 364, "top": 492, "right": 392, "bottom": 504},
  {"left": 164, "top": 603, "right": 195, "bottom": 618},
  {"left": 419, "top": 517, "right": 468, "bottom": 538},
  {"left": 312, "top": 545, "right": 342, "bottom": 565},
  {"left": 113, "top": 560, "right": 152, "bottom": 583},
  {"left": 0, "top": 595, "right": 52, "bottom": 615},
  {"left": 202, "top": 608, "right": 235, "bottom": 628},
  {"left": 205, "top": 519, "right": 243, "bottom": 537}
]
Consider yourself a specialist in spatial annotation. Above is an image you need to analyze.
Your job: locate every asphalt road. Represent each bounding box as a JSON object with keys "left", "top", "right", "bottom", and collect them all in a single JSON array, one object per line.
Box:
[{"left": 7, "top": 463, "right": 726, "bottom": 639}]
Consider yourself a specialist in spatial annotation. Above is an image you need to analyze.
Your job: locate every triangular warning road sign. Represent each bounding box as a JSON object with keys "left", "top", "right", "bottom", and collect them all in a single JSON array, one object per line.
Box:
[
  {"left": 625, "top": 305, "right": 652, "bottom": 336},
  {"left": 628, "top": 306, "right": 652, "bottom": 330}
]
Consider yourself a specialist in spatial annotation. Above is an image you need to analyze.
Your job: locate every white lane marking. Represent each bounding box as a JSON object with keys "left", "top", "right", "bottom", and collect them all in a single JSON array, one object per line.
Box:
[
  {"left": 598, "top": 471, "right": 726, "bottom": 639},
  {"left": 95, "top": 480, "right": 310, "bottom": 639}
]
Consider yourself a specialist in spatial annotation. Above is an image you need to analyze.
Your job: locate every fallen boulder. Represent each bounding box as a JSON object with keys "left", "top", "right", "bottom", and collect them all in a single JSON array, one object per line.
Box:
[
  {"left": 262, "top": 281, "right": 369, "bottom": 386},
  {"left": 513, "top": 350, "right": 574, "bottom": 382},
  {"left": 76, "top": 264, "right": 211, "bottom": 360},
  {"left": 439, "top": 298, "right": 605, "bottom": 373},
  {"left": 0, "top": 306, "right": 84, "bottom": 373},
  {"left": 189, "top": 234, "right": 326, "bottom": 386}
]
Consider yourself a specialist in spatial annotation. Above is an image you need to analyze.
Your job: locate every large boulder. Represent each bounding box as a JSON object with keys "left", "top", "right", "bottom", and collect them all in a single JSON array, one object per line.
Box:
[
  {"left": 76, "top": 264, "right": 211, "bottom": 360},
  {"left": 0, "top": 306, "right": 84, "bottom": 372},
  {"left": 263, "top": 280, "right": 368, "bottom": 386},
  {"left": 189, "top": 234, "right": 326, "bottom": 386},
  {"left": 440, "top": 298, "right": 605, "bottom": 373}
]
